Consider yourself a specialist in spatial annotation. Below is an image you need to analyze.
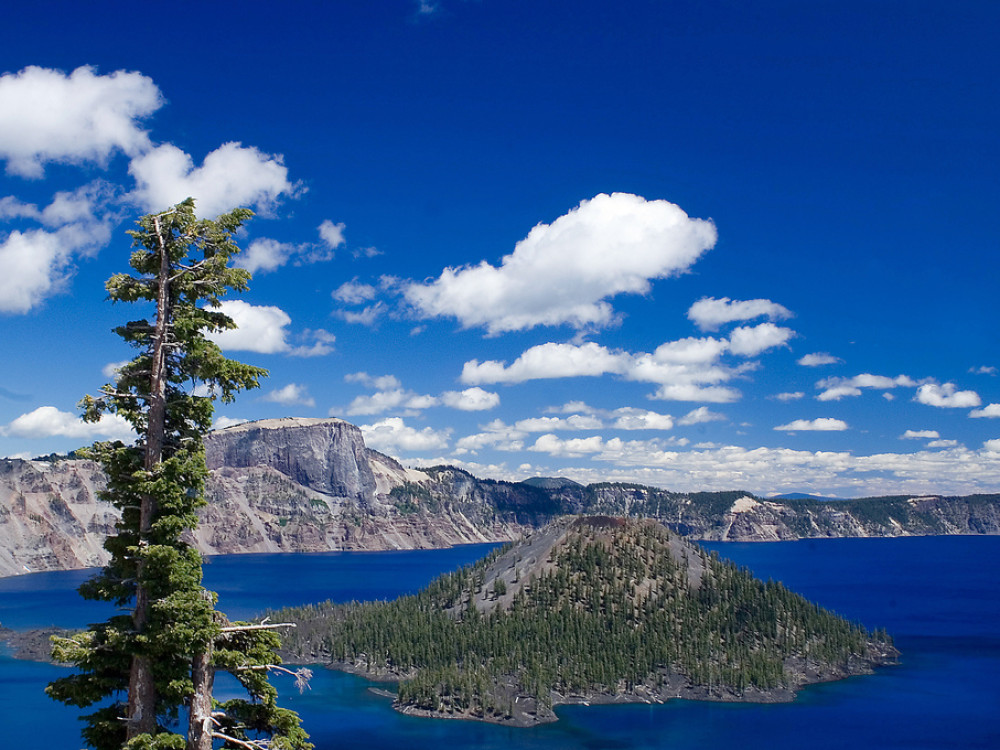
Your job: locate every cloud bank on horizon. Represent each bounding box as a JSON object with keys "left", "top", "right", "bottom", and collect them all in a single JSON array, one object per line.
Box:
[{"left": 0, "top": 10, "right": 997, "bottom": 501}]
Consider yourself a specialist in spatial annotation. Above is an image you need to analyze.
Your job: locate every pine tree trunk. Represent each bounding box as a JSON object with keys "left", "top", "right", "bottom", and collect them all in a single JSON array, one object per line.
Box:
[
  {"left": 128, "top": 216, "right": 172, "bottom": 740},
  {"left": 188, "top": 644, "right": 215, "bottom": 750}
]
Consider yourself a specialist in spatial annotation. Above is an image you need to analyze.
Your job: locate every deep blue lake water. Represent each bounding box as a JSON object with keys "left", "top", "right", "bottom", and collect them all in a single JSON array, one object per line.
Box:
[{"left": 3, "top": 536, "right": 998, "bottom": 749}]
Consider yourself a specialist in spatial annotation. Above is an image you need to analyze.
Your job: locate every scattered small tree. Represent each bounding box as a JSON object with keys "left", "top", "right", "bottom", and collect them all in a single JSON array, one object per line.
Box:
[{"left": 47, "top": 199, "right": 311, "bottom": 750}]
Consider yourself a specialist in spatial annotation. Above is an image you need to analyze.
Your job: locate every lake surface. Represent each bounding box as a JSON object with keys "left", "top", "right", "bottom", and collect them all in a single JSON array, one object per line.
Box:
[{"left": 2, "top": 536, "right": 998, "bottom": 749}]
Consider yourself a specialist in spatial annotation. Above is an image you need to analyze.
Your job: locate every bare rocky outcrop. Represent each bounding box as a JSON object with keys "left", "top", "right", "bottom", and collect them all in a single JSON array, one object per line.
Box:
[{"left": 205, "top": 418, "right": 380, "bottom": 507}]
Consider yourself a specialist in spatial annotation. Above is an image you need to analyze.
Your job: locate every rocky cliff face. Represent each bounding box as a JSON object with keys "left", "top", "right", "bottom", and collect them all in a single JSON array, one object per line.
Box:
[
  {"left": 205, "top": 418, "right": 379, "bottom": 506},
  {"left": 0, "top": 418, "right": 533, "bottom": 577},
  {"left": 1, "top": 418, "right": 998, "bottom": 578}
]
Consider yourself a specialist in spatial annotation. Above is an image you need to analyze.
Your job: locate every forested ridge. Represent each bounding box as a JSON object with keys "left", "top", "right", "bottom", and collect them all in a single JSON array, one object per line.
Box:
[{"left": 272, "top": 517, "right": 897, "bottom": 725}]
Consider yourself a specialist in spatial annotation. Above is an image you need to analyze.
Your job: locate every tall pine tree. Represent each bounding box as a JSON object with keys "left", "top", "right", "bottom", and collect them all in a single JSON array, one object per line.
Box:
[{"left": 47, "top": 199, "right": 311, "bottom": 750}]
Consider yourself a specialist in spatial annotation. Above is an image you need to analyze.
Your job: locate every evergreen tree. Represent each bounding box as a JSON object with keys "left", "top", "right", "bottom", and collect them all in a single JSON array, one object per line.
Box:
[{"left": 46, "top": 200, "right": 311, "bottom": 750}]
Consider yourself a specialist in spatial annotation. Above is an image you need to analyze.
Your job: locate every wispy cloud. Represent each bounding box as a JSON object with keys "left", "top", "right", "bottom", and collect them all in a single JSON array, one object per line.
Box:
[
  {"left": 2, "top": 405, "right": 134, "bottom": 441},
  {"left": 687, "top": 296, "right": 792, "bottom": 331},
  {"left": 261, "top": 383, "right": 315, "bottom": 408},
  {"left": 798, "top": 352, "right": 841, "bottom": 367},
  {"left": 774, "top": 418, "right": 848, "bottom": 432}
]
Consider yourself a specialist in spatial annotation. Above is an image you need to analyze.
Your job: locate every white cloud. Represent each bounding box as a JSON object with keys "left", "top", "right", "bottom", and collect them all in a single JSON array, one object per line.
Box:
[
  {"left": 262, "top": 383, "right": 315, "bottom": 408},
  {"left": 902, "top": 430, "right": 940, "bottom": 439},
  {"left": 441, "top": 387, "right": 500, "bottom": 411},
  {"left": 772, "top": 391, "right": 805, "bottom": 401},
  {"left": 489, "top": 441, "right": 1000, "bottom": 497},
  {"left": 0, "top": 220, "right": 112, "bottom": 313},
  {"left": 318, "top": 220, "right": 346, "bottom": 249},
  {"left": 39, "top": 182, "right": 114, "bottom": 227},
  {"left": 461, "top": 341, "right": 627, "bottom": 384},
  {"left": 345, "top": 384, "right": 440, "bottom": 415},
  {"left": 333, "top": 280, "right": 379, "bottom": 305},
  {"left": 774, "top": 418, "right": 849, "bottom": 432},
  {"left": 128, "top": 141, "right": 294, "bottom": 218},
  {"left": 514, "top": 415, "right": 605, "bottom": 432},
  {"left": 0, "top": 196, "right": 41, "bottom": 220},
  {"left": 289, "top": 329, "right": 336, "bottom": 358},
  {"left": 798, "top": 352, "right": 842, "bottom": 367},
  {"left": 817, "top": 373, "right": 916, "bottom": 401},
  {"left": 212, "top": 416, "right": 249, "bottom": 430},
  {"left": 915, "top": 382, "right": 981, "bottom": 409},
  {"left": 347, "top": 389, "right": 414, "bottom": 416},
  {"left": 406, "top": 394, "right": 441, "bottom": 410},
  {"left": 206, "top": 300, "right": 291, "bottom": 353},
  {"left": 817, "top": 384, "right": 862, "bottom": 401},
  {"left": 651, "top": 384, "right": 743, "bottom": 403},
  {"left": 970, "top": 366, "right": 997, "bottom": 376},
  {"left": 0, "top": 66, "right": 161, "bottom": 178},
  {"left": 0, "top": 182, "right": 114, "bottom": 314},
  {"left": 404, "top": 193, "right": 717, "bottom": 334},
  {"left": 545, "top": 400, "right": 596, "bottom": 415},
  {"left": 360, "top": 417, "right": 450, "bottom": 454},
  {"left": 2, "top": 406, "right": 134, "bottom": 441},
  {"left": 235, "top": 226, "right": 344, "bottom": 276},
  {"left": 530, "top": 433, "right": 610, "bottom": 457},
  {"left": 687, "top": 296, "right": 792, "bottom": 331},
  {"left": 927, "top": 439, "right": 959, "bottom": 449},
  {"left": 650, "top": 336, "right": 729, "bottom": 364},
  {"left": 971, "top": 403, "right": 1000, "bottom": 418},
  {"left": 339, "top": 303, "right": 386, "bottom": 326},
  {"left": 461, "top": 335, "right": 759, "bottom": 404},
  {"left": 678, "top": 406, "right": 726, "bottom": 426},
  {"left": 236, "top": 238, "right": 297, "bottom": 275},
  {"left": 346, "top": 378, "right": 497, "bottom": 416},
  {"left": 455, "top": 420, "right": 527, "bottom": 453},
  {"left": 346, "top": 373, "right": 402, "bottom": 390},
  {"left": 102, "top": 360, "right": 129, "bottom": 379},
  {"left": 611, "top": 409, "right": 674, "bottom": 431},
  {"left": 727, "top": 322, "right": 795, "bottom": 356}
]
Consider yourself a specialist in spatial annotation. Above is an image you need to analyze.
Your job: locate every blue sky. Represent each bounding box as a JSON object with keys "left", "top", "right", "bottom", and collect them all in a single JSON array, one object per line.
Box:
[{"left": 1, "top": 1, "right": 998, "bottom": 497}]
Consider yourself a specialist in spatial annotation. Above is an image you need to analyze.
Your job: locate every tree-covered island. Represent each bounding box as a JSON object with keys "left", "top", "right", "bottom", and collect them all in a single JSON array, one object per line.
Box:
[{"left": 273, "top": 516, "right": 898, "bottom": 726}]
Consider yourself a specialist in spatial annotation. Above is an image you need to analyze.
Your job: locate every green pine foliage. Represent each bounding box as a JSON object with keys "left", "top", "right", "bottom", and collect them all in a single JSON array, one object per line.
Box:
[
  {"left": 46, "top": 200, "right": 310, "bottom": 750},
  {"left": 274, "top": 518, "right": 893, "bottom": 719}
]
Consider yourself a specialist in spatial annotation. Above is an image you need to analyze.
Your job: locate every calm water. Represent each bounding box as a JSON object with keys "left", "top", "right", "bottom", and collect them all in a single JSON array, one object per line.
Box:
[{"left": 2, "top": 537, "right": 998, "bottom": 749}]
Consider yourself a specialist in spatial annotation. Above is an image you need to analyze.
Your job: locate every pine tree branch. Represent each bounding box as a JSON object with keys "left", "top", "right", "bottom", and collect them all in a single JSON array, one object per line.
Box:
[
  {"left": 219, "top": 622, "right": 297, "bottom": 633},
  {"left": 209, "top": 731, "right": 270, "bottom": 749}
]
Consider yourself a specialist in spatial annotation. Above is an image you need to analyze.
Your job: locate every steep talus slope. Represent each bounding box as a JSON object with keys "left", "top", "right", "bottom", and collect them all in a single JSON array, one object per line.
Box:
[
  {"left": 1, "top": 418, "right": 998, "bottom": 577},
  {"left": 0, "top": 458, "right": 112, "bottom": 575}
]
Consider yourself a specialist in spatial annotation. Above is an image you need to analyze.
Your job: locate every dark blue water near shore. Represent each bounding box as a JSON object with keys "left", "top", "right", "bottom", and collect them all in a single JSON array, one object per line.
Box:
[{"left": 3, "top": 536, "right": 998, "bottom": 748}]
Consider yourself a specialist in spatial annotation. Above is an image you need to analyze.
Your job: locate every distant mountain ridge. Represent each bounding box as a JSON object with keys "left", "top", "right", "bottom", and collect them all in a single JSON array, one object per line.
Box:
[{"left": 1, "top": 417, "right": 998, "bottom": 577}]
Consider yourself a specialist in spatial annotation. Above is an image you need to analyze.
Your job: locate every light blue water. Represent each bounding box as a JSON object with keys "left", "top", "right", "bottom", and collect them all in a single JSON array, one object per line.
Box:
[{"left": 3, "top": 537, "right": 998, "bottom": 749}]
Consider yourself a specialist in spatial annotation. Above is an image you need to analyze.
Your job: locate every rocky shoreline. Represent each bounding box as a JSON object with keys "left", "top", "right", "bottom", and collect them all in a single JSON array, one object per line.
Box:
[
  {"left": 345, "top": 651, "right": 899, "bottom": 727},
  {"left": 0, "top": 627, "right": 67, "bottom": 663}
]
